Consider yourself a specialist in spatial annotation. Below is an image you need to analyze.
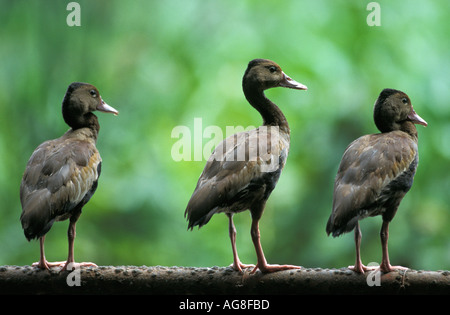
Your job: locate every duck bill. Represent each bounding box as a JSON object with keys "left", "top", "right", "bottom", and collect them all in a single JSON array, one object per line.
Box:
[
  {"left": 408, "top": 109, "right": 427, "bottom": 127},
  {"left": 279, "top": 72, "right": 308, "bottom": 90},
  {"left": 97, "top": 99, "right": 119, "bottom": 116}
]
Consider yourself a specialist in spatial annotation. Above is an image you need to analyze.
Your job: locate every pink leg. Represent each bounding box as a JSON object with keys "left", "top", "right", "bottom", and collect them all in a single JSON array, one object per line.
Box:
[
  {"left": 250, "top": 218, "right": 300, "bottom": 274},
  {"left": 227, "top": 213, "right": 254, "bottom": 272},
  {"left": 32, "top": 236, "right": 66, "bottom": 270},
  {"left": 32, "top": 214, "right": 96, "bottom": 271},
  {"left": 379, "top": 221, "right": 408, "bottom": 273},
  {"left": 61, "top": 215, "right": 97, "bottom": 271},
  {"left": 348, "top": 222, "right": 376, "bottom": 273}
]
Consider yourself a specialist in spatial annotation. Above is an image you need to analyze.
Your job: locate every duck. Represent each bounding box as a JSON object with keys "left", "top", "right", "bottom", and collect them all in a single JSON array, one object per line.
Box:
[
  {"left": 20, "top": 82, "right": 118, "bottom": 271},
  {"left": 326, "top": 88, "right": 427, "bottom": 273},
  {"left": 185, "top": 59, "right": 307, "bottom": 273}
]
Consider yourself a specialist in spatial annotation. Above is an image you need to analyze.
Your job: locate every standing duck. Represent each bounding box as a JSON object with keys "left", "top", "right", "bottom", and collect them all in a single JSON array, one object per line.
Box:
[
  {"left": 326, "top": 88, "right": 427, "bottom": 273},
  {"left": 20, "top": 82, "right": 118, "bottom": 271},
  {"left": 185, "top": 59, "right": 307, "bottom": 273}
]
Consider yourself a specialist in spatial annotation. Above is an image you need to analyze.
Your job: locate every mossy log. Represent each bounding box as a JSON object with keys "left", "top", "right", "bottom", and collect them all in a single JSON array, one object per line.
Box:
[{"left": 0, "top": 265, "right": 448, "bottom": 295}]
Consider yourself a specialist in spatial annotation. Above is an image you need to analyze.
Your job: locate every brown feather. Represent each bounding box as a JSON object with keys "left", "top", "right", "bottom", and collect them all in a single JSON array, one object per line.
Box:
[
  {"left": 328, "top": 131, "right": 418, "bottom": 235},
  {"left": 184, "top": 60, "right": 307, "bottom": 273},
  {"left": 20, "top": 125, "right": 102, "bottom": 240},
  {"left": 326, "top": 88, "right": 426, "bottom": 237},
  {"left": 185, "top": 124, "right": 290, "bottom": 229}
]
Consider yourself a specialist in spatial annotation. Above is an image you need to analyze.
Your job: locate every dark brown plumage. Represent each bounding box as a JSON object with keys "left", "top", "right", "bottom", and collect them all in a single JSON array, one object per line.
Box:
[
  {"left": 20, "top": 82, "right": 118, "bottom": 270},
  {"left": 185, "top": 59, "right": 307, "bottom": 273},
  {"left": 326, "top": 88, "right": 427, "bottom": 273}
]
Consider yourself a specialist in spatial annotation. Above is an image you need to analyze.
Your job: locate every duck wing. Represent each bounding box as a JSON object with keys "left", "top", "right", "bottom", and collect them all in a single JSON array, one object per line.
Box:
[
  {"left": 20, "top": 135, "right": 101, "bottom": 240},
  {"left": 185, "top": 127, "right": 289, "bottom": 229},
  {"left": 326, "top": 131, "right": 418, "bottom": 236}
]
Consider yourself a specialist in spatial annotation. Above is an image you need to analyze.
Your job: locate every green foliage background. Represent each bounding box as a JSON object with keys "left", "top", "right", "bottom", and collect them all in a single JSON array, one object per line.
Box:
[{"left": 0, "top": 0, "right": 448, "bottom": 271}]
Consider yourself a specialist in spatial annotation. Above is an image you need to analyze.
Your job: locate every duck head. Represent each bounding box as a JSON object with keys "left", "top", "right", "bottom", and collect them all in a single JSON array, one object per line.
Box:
[
  {"left": 62, "top": 82, "right": 118, "bottom": 130},
  {"left": 373, "top": 88, "right": 427, "bottom": 133},
  {"left": 243, "top": 59, "right": 307, "bottom": 91}
]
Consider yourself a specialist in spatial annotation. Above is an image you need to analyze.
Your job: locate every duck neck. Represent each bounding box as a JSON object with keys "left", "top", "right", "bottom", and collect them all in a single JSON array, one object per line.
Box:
[
  {"left": 399, "top": 121, "right": 418, "bottom": 141},
  {"left": 243, "top": 82, "right": 290, "bottom": 135},
  {"left": 63, "top": 109, "right": 100, "bottom": 139}
]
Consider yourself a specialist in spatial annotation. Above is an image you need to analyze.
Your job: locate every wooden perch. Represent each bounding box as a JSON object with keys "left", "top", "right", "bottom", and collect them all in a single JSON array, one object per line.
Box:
[{"left": 0, "top": 265, "right": 448, "bottom": 295}]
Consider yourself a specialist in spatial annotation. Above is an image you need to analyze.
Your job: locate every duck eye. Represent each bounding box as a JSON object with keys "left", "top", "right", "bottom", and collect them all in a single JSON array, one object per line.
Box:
[
  {"left": 402, "top": 97, "right": 408, "bottom": 104},
  {"left": 268, "top": 66, "right": 277, "bottom": 73},
  {"left": 90, "top": 90, "right": 97, "bottom": 98}
]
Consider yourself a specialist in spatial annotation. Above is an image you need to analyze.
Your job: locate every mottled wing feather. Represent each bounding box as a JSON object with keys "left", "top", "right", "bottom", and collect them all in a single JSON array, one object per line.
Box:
[
  {"left": 327, "top": 131, "right": 417, "bottom": 235},
  {"left": 20, "top": 137, "right": 101, "bottom": 240},
  {"left": 185, "top": 127, "right": 289, "bottom": 229}
]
